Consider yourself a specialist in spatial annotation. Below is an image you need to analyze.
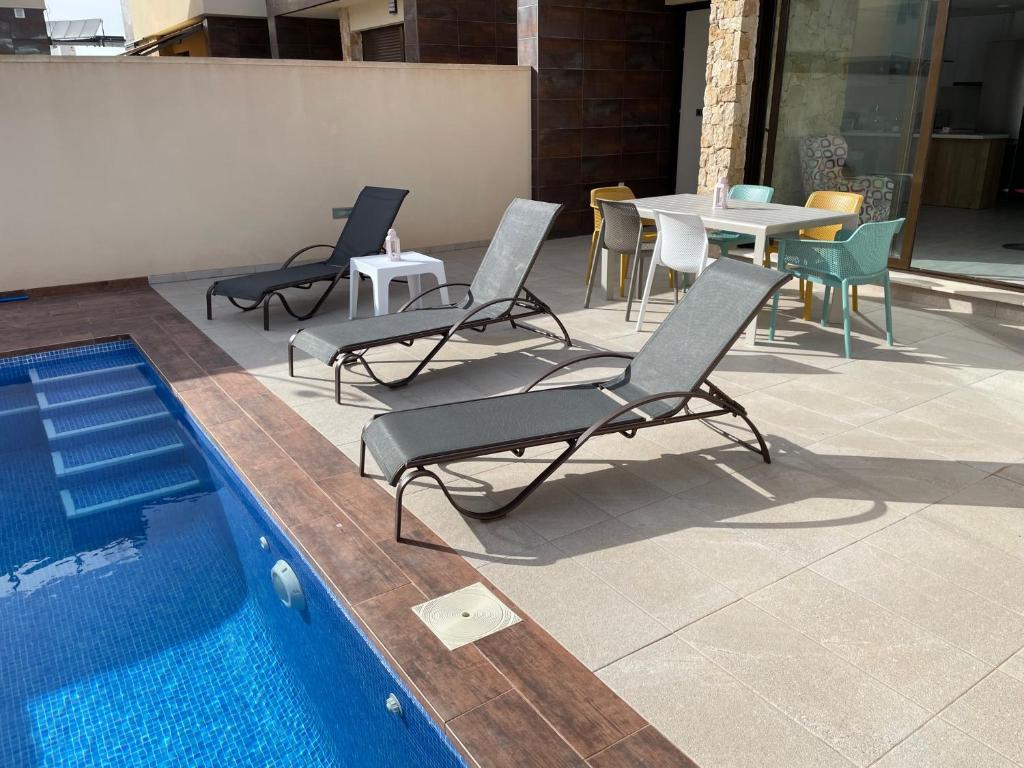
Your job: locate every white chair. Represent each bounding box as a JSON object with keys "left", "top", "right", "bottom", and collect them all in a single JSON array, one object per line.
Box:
[{"left": 633, "top": 211, "right": 710, "bottom": 331}]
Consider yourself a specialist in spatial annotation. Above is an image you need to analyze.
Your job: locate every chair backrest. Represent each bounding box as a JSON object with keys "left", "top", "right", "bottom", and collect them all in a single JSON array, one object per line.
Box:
[
  {"left": 653, "top": 211, "right": 709, "bottom": 275},
  {"left": 328, "top": 186, "right": 410, "bottom": 268},
  {"left": 590, "top": 185, "right": 636, "bottom": 232},
  {"left": 605, "top": 258, "right": 789, "bottom": 415},
  {"left": 729, "top": 184, "right": 774, "bottom": 203},
  {"left": 799, "top": 135, "right": 850, "bottom": 198},
  {"left": 838, "top": 218, "right": 905, "bottom": 276},
  {"left": 801, "top": 190, "right": 863, "bottom": 241},
  {"left": 598, "top": 199, "right": 643, "bottom": 255},
  {"left": 466, "top": 198, "right": 563, "bottom": 310}
]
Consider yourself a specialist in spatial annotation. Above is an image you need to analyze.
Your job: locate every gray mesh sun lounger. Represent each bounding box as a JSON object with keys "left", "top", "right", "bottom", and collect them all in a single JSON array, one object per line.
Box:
[
  {"left": 288, "top": 198, "right": 570, "bottom": 397},
  {"left": 359, "top": 257, "right": 791, "bottom": 540},
  {"left": 206, "top": 186, "right": 409, "bottom": 330}
]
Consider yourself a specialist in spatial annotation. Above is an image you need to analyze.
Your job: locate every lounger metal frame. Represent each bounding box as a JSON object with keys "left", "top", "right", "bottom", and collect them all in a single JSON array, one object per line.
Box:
[
  {"left": 360, "top": 354, "right": 769, "bottom": 541},
  {"left": 206, "top": 243, "right": 349, "bottom": 332},
  {"left": 288, "top": 283, "right": 572, "bottom": 400}
]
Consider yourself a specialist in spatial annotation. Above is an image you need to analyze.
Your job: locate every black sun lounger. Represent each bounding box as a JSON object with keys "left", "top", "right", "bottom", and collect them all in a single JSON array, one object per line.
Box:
[
  {"left": 287, "top": 198, "right": 570, "bottom": 398},
  {"left": 359, "top": 257, "right": 791, "bottom": 540},
  {"left": 206, "top": 186, "right": 409, "bottom": 330}
]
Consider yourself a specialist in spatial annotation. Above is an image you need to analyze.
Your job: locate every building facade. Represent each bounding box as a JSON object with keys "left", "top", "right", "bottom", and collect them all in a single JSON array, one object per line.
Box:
[{"left": 1, "top": 0, "right": 49, "bottom": 55}]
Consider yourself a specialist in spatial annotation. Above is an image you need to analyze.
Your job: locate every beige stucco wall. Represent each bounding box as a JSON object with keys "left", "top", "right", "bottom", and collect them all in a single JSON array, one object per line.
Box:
[
  {"left": 0, "top": 57, "right": 531, "bottom": 290},
  {"left": 347, "top": 0, "right": 403, "bottom": 33},
  {"left": 125, "top": 0, "right": 267, "bottom": 39}
]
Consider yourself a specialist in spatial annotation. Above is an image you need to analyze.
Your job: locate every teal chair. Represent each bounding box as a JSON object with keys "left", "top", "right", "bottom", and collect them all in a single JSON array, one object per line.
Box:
[
  {"left": 768, "top": 218, "right": 904, "bottom": 358},
  {"left": 708, "top": 184, "right": 775, "bottom": 262}
]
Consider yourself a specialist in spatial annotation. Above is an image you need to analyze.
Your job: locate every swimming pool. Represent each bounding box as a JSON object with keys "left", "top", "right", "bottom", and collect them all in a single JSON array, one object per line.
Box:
[{"left": 0, "top": 339, "right": 468, "bottom": 768}]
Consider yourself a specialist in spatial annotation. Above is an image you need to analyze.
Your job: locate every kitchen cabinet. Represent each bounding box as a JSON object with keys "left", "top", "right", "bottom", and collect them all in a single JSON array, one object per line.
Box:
[{"left": 922, "top": 135, "right": 1008, "bottom": 209}]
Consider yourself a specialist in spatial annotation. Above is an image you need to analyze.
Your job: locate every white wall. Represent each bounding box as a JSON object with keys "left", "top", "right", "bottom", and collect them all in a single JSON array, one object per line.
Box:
[
  {"left": 0, "top": 57, "right": 531, "bottom": 290},
  {"left": 675, "top": 7, "right": 708, "bottom": 193}
]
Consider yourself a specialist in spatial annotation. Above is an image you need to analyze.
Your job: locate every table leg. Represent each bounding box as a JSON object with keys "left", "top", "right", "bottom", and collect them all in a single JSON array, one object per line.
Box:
[
  {"left": 744, "top": 232, "right": 767, "bottom": 346},
  {"left": 407, "top": 274, "right": 423, "bottom": 309},
  {"left": 599, "top": 247, "right": 616, "bottom": 300},
  {"left": 348, "top": 266, "right": 359, "bottom": 320},
  {"left": 373, "top": 276, "right": 390, "bottom": 316},
  {"left": 435, "top": 267, "right": 450, "bottom": 305}
]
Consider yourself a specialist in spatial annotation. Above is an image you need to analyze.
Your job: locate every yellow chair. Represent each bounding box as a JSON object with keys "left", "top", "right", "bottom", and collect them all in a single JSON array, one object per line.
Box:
[
  {"left": 799, "top": 190, "right": 864, "bottom": 318},
  {"left": 586, "top": 185, "right": 660, "bottom": 297}
]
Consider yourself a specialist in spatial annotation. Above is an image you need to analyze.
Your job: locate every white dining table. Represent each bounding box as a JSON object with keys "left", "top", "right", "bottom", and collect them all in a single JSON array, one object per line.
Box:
[{"left": 601, "top": 193, "right": 861, "bottom": 343}]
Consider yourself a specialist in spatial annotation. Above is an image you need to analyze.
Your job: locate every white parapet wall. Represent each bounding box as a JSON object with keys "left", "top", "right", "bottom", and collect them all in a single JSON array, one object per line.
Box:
[{"left": 0, "top": 56, "right": 531, "bottom": 290}]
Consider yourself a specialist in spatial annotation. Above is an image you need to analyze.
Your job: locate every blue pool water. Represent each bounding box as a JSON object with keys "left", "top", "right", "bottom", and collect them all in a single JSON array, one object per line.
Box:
[{"left": 0, "top": 340, "right": 468, "bottom": 768}]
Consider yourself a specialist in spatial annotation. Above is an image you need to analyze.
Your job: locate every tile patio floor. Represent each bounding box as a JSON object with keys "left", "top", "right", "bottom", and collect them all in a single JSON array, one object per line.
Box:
[{"left": 157, "top": 236, "right": 1024, "bottom": 768}]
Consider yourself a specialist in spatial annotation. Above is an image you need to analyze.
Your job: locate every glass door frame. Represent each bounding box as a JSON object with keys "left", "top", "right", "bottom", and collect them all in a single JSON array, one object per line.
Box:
[{"left": 759, "top": 0, "right": 953, "bottom": 270}]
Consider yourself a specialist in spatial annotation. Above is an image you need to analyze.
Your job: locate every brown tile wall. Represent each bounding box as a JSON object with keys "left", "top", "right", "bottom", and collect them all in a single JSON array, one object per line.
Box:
[
  {"left": 534, "top": 0, "right": 683, "bottom": 236},
  {"left": 0, "top": 7, "right": 49, "bottom": 56},
  {"left": 404, "top": 0, "right": 518, "bottom": 64},
  {"left": 206, "top": 15, "right": 343, "bottom": 60}
]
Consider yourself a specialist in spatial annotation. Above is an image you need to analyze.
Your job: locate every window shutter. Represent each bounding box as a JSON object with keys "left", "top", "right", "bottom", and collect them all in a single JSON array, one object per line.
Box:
[{"left": 362, "top": 24, "right": 405, "bottom": 62}]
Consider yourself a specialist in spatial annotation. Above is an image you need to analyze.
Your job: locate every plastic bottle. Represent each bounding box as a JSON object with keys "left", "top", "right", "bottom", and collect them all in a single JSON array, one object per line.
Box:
[
  {"left": 385, "top": 228, "right": 402, "bottom": 262},
  {"left": 712, "top": 177, "right": 730, "bottom": 210}
]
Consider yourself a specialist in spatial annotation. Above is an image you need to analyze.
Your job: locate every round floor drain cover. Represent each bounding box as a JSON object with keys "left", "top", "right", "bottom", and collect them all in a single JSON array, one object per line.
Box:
[{"left": 411, "top": 583, "right": 520, "bottom": 650}]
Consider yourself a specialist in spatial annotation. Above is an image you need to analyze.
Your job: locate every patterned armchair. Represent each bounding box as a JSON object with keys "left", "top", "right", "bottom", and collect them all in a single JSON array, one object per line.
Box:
[{"left": 799, "top": 135, "right": 897, "bottom": 223}]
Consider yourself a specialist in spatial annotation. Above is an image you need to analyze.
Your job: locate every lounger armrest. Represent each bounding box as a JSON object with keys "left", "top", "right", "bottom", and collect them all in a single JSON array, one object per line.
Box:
[
  {"left": 281, "top": 244, "right": 336, "bottom": 269},
  {"left": 446, "top": 296, "right": 528, "bottom": 335},
  {"left": 577, "top": 389, "right": 727, "bottom": 447},
  {"left": 523, "top": 352, "right": 635, "bottom": 393},
  {"left": 397, "top": 282, "right": 471, "bottom": 313}
]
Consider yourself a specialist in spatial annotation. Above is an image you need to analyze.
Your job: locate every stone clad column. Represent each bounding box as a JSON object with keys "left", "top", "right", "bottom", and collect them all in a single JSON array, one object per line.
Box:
[{"left": 698, "top": 0, "right": 758, "bottom": 192}]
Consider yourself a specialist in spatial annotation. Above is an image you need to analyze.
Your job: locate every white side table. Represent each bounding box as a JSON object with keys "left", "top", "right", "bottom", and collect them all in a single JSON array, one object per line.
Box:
[{"left": 348, "top": 252, "right": 450, "bottom": 319}]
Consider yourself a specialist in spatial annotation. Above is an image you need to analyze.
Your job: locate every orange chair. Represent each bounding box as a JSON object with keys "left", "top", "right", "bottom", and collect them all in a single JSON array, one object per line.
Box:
[{"left": 586, "top": 185, "right": 660, "bottom": 297}]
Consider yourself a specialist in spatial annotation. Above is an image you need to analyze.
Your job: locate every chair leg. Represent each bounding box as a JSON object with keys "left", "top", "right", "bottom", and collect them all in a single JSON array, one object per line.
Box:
[
  {"left": 624, "top": 248, "right": 644, "bottom": 322},
  {"left": 668, "top": 270, "right": 675, "bottom": 290},
  {"left": 585, "top": 229, "right": 599, "bottom": 285},
  {"left": 619, "top": 254, "right": 628, "bottom": 297},
  {"left": 769, "top": 291, "right": 780, "bottom": 340},
  {"left": 852, "top": 285, "right": 859, "bottom": 313},
  {"left": 802, "top": 280, "right": 814, "bottom": 321},
  {"left": 883, "top": 275, "right": 894, "bottom": 346},
  {"left": 635, "top": 255, "right": 659, "bottom": 331},
  {"left": 840, "top": 280, "right": 852, "bottom": 358},
  {"left": 820, "top": 286, "right": 832, "bottom": 327},
  {"left": 673, "top": 271, "right": 680, "bottom": 304}
]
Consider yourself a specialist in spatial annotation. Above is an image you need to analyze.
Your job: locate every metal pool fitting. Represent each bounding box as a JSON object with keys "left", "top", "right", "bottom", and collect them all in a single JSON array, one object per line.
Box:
[{"left": 385, "top": 694, "right": 403, "bottom": 717}]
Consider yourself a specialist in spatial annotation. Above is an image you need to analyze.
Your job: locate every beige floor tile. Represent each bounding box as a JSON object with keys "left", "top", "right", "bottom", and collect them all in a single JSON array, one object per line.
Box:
[
  {"left": 805, "top": 430, "right": 989, "bottom": 505},
  {"left": 872, "top": 719, "right": 1019, "bottom": 768},
  {"left": 619, "top": 496, "right": 804, "bottom": 595},
  {"left": 867, "top": 515, "right": 1024, "bottom": 616},
  {"left": 478, "top": 542, "right": 670, "bottom": 670},
  {"left": 997, "top": 463, "right": 1024, "bottom": 487},
  {"left": 553, "top": 519, "right": 739, "bottom": 630},
  {"left": 940, "top": 672, "right": 1024, "bottom": 765},
  {"left": 756, "top": 379, "right": 894, "bottom": 426},
  {"left": 811, "top": 543, "right": 1024, "bottom": 664},
  {"left": 863, "top": 412, "right": 1023, "bottom": 468},
  {"left": 973, "top": 370, "right": 1024, "bottom": 408},
  {"left": 750, "top": 570, "right": 990, "bottom": 711},
  {"left": 679, "top": 601, "right": 929, "bottom": 766},
  {"left": 920, "top": 475, "right": 1024, "bottom": 561},
  {"left": 598, "top": 635, "right": 855, "bottom": 768},
  {"left": 1000, "top": 648, "right": 1024, "bottom": 684}
]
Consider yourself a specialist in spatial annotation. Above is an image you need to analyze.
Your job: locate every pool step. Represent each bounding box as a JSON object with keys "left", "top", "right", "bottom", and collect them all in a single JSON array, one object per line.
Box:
[
  {"left": 43, "top": 392, "right": 172, "bottom": 441},
  {"left": 52, "top": 425, "right": 187, "bottom": 478},
  {"left": 35, "top": 366, "right": 155, "bottom": 412},
  {"left": 0, "top": 383, "right": 39, "bottom": 418},
  {"left": 28, "top": 360, "right": 145, "bottom": 385},
  {"left": 60, "top": 461, "right": 202, "bottom": 519}
]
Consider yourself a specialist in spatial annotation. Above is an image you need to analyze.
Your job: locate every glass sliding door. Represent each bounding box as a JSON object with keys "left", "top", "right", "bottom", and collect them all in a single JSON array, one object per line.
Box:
[{"left": 763, "top": 0, "right": 942, "bottom": 258}]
